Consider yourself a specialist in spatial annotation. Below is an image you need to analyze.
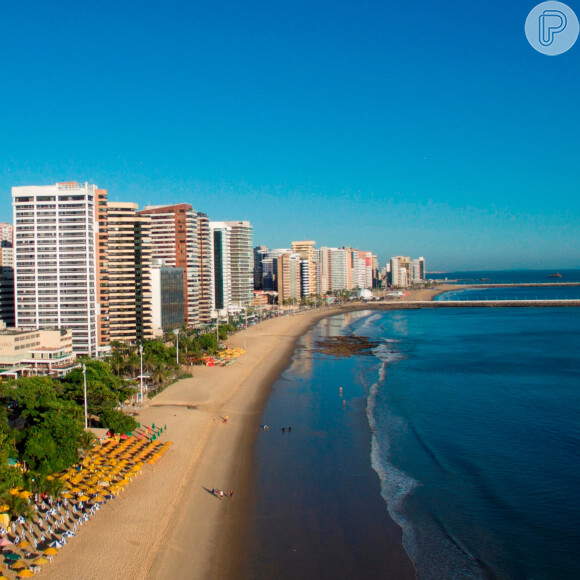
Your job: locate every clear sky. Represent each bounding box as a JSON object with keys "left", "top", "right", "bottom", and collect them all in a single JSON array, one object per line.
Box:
[{"left": 0, "top": 0, "right": 578, "bottom": 270}]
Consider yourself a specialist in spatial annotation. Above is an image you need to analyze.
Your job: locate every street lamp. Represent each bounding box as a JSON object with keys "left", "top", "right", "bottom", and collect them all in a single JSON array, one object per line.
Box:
[
  {"left": 139, "top": 343, "right": 144, "bottom": 402},
  {"left": 81, "top": 362, "right": 88, "bottom": 429},
  {"left": 173, "top": 329, "right": 180, "bottom": 365}
]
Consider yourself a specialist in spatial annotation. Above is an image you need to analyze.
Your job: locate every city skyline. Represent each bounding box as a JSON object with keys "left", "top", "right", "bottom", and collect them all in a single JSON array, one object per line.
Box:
[{"left": 0, "top": 1, "right": 579, "bottom": 270}]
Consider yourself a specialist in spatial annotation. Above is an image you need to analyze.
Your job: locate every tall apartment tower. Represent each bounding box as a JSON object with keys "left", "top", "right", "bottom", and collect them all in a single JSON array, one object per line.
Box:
[
  {"left": 209, "top": 222, "right": 232, "bottom": 315},
  {"left": 253, "top": 245, "right": 269, "bottom": 290},
  {"left": 330, "top": 248, "right": 348, "bottom": 291},
  {"left": 0, "top": 223, "right": 14, "bottom": 268},
  {"left": 105, "top": 203, "right": 153, "bottom": 344},
  {"left": 277, "top": 253, "right": 301, "bottom": 303},
  {"left": 292, "top": 240, "right": 317, "bottom": 297},
  {"left": 390, "top": 256, "right": 411, "bottom": 288},
  {"left": 12, "top": 183, "right": 99, "bottom": 356},
  {"left": 224, "top": 221, "right": 253, "bottom": 308},
  {"left": 138, "top": 204, "right": 200, "bottom": 327},
  {"left": 196, "top": 213, "right": 213, "bottom": 325},
  {"left": 0, "top": 223, "right": 14, "bottom": 327}
]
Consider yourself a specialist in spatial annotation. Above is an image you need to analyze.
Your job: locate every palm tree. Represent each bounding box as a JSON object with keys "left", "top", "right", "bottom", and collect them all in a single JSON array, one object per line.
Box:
[
  {"left": 78, "top": 431, "right": 96, "bottom": 457},
  {"left": 45, "top": 478, "right": 66, "bottom": 502}
]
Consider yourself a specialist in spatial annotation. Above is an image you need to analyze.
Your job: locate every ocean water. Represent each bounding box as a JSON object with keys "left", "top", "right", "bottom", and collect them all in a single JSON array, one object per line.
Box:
[
  {"left": 435, "top": 285, "right": 580, "bottom": 301},
  {"left": 360, "top": 307, "right": 580, "bottom": 579},
  {"left": 426, "top": 269, "right": 580, "bottom": 284},
  {"left": 247, "top": 304, "right": 580, "bottom": 579}
]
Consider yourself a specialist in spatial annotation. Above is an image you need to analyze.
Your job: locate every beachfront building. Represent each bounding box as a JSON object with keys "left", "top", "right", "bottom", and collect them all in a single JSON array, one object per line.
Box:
[
  {"left": 330, "top": 248, "right": 349, "bottom": 291},
  {"left": 411, "top": 257, "right": 426, "bottom": 283},
  {"left": 12, "top": 182, "right": 99, "bottom": 356},
  {"left": 197, "top": 212, "right": 213, "bottom": 325},
  {"left": 224, "top": 221, "right": 253, "bottom": 308},
  {"left": 253, "top": 245, "right": 269, "bottom": 290},
  {"left": 0, "top": 323, "right": 75, "bottom": 378},
  {"left": 315, "top": 247, "right": 328, "bottom": 295},
  {"left": 209, "top": 222, "right": 232, "bottom": 316},
  {"left": 390, "top": 256, "right": 411, "bottom": 288},
  {"left": 276, "top": 252, "right": 301, "bottom": 303},
  {"left": 0, "top": 223, "right": 14, "bottom": 268},
  {"left": 103, "top": 202, "right": 154, "bottom": 345},
  {"left": 137, "top": 204, "right": 200, "bottom": 327},
  {"left": 151, "top": 262, "right": 185, "bottom": 334},
  {"left": 0, "top": 267, "right": 14, "bottom": 327},
  {"left": 292, "top": 241, "right": 317, "bottom": 297}
]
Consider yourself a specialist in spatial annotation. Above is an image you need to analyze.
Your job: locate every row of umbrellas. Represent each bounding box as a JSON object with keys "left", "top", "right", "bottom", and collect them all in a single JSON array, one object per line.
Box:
[{"left": 1, "top": 429, "right": 172, "bottom": 578}]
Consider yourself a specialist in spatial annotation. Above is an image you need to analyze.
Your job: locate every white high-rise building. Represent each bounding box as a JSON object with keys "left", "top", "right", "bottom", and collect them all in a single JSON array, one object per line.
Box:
[
  {"left": 411, "top": 257, "right": 426, "bottom": 283},
  {"left": 330, "top": 248, "right": 348, "bottom": 291},
  {"left": 12, "top": 183, "right": 99, "bottom": 356},
  {"left": 224, "top": 221, "right": 253, "bottom": 308}
]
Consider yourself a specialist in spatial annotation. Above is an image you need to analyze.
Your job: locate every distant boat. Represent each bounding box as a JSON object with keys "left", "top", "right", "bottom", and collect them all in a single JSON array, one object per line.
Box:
[{"left": 548, "top": 273, "right": 562, "bottom": 278}]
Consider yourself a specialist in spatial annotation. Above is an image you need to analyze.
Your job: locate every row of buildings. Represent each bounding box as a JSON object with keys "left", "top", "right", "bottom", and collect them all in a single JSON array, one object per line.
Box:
[
  {"left": 0, "top": 182, "right": 427, "bottom": 368},
  {"left": 387, "top": 256, "right": 426, "bottom": 288},
  {"left": 254, "top": 242, "right": 379, "bottom": 303},
  {"left": 4, "top": 182, "right": 254, "bottom": 357}
]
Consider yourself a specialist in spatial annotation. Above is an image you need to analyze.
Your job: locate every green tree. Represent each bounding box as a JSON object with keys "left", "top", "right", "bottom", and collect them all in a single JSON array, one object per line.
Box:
[{"left": 100, "top": 409, "right": 137, "bottom": 434}]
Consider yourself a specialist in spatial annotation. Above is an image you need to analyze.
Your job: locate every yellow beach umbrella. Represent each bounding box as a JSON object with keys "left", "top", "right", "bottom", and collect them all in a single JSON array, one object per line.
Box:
[
  {"left": 33, "top": 558, "right": 49, "bottom": 565},
  {"left": 9, "top": 488, "right": 20, "bottom": 495},
  {"left": 0, "top": 513, "right": 10, "bottom": 527},
  {"left": 44, "top": 548, "right": 59, "bottom": 555},
  {"left": 19, "top": 541, "right": 30, "bottom": 549},
  {"left": 77, "top": 495, "right": 90, "bottom": 502},
  {"left": 17, "top": 570, "right": 34, "bottom": 578},
  {"left": 11, "top": 562, "right": 26, "bottom": 570}
]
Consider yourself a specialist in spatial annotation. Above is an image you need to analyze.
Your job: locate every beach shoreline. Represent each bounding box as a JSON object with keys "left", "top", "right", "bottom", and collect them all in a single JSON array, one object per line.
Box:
[
  {"left": 40, "top": 306, "right": 356, "bottom": 579},
  {"left": 40, "top": 289, "right": 453, "bottom": 579}
]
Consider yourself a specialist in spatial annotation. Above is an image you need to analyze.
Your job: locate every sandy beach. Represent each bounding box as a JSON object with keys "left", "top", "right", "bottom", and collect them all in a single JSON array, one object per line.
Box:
[
  {"left": 40, "top": 306, "right": 350, "bottom": 580},
  {"left": 40, "top": 289, "right": 453, "bottom": 579}
]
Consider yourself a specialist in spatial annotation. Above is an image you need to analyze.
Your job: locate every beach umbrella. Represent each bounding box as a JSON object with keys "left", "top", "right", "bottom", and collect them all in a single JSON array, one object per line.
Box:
[
  {"left": 0, "top": 539, "right": 13, "bottom": 548},
  {"left": 43, "top": 548, "right": 58, "bottom": 556},
  {"left": 77, "top": 495, "right": 90, "bottom": 502},
  {"left": 9, "top": 489, "right": 20, "bottom": 496},
  {"left": 18, "top": 541, "right": 29, "bottom": 549},
  {"left": 17, "top": 570, "right": 34, "bottom": 578},
  {"left": 32, "top": 558, "right": 49, "bottom": 565},
  {"left": 49, "top": 541, "right": 62, "bottom": 549},
  {"left": 4, "top": 552, "right": 21, "bottom": 560},
  {"left": 11, "top": 561, "right": 25, "bottom": 570},
  {"left": 0, "top": 514, "right": 9, "bottom": 528}
]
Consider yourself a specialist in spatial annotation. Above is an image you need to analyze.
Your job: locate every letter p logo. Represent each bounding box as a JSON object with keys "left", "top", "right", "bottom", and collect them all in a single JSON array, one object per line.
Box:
[
  {"left": 526, "top": 2, "right": 579, "bottom": 55},
  {"left": 539, "top": 10, "right": 567, "bottom": 45}
]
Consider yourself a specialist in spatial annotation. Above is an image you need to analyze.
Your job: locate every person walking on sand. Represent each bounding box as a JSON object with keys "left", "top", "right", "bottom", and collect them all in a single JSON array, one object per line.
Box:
[{"left": 229, "top": 490, "right": 234, "bottom": 499}]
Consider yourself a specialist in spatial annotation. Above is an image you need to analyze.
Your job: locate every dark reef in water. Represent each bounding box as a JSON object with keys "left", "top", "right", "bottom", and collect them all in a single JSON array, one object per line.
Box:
[{"left": 312, "top": 335, "right": 381, "bottom": 358}]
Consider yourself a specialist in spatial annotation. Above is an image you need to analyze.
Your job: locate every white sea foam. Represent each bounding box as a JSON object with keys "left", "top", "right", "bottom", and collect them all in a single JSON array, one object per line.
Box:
[{"left": 367, "top": 350, "right": 484, "bottom": 579}]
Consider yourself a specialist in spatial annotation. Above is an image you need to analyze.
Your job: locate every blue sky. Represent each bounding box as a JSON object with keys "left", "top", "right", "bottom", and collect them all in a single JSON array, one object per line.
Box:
[{"left": 0, "top": 0, "right": 579, "bottom": 270}]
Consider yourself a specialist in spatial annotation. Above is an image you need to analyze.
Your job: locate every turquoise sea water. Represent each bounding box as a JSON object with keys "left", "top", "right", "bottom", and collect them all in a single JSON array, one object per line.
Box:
[{"left": 248, "top": 303, "right": 580, "bottom": 579}]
